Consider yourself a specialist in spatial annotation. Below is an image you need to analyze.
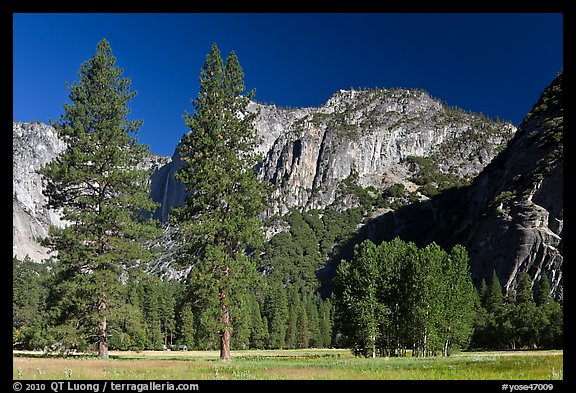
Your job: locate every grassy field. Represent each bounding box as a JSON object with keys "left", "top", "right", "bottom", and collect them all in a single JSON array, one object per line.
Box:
[{"left": 13, "top": 349, "right": 563, "bottom": 380}]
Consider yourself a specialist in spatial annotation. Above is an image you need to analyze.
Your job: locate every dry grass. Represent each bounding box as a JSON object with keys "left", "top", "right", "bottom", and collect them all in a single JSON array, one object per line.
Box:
[{"left": 13, "top": 349, "right": 563, "bottom": 380}]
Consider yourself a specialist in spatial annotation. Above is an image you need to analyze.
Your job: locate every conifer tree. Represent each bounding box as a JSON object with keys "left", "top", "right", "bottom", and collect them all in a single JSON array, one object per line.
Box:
[
  {"left": 173, "top": 43, "right": 268, "bottom": 360},
  {"left": 535, "top": 274, "right": 562, "bottom": 348},
  {"left": 487, "top": 271, "right": 505, "bottom": 310},
  {"left": 319, "top": 298, "right": 333, "bottom": 348},
  {"left": 248, "top": 295, "right": 268, "bottom": 349},
  {"left": 511, "top": 272, "right": 539, "bottom": 348},
  {"left": 39, "top": 39, "right": 159, "bottom": 358},
  {"left": 231, "top": 293, "right": 252, "bottom": 350},
  {"left": 296, "top": 300, "right": 310, "bottom": 349},
  {"left": 305, "top": 294, "right": 321, "bottom": 347},
  {"left": 265, "top": 281, "right": 289, "bottom": 349},
  {"left": 478, "top": 279, "right": 489, "bottom": 308},
  {"left": 536, "top": 273, "right": 553, "bottom": 307},
  {"left": 285, "top": 287, "right": 300, "bottom": 348},
  {"left": 13, "top": 257, "right": 51, "bottom": 349},
  {"left": 176, "top": 302, "right": 195, "bottom": 349},
  {"left": 140, "top": 279, "right": 163, "bottom": 349},
  {"left": 484, "top": 270, "right": 506, "bottom": 348},
  {"left": 158, "top": 281, "right": 176, "bottom": 348}
]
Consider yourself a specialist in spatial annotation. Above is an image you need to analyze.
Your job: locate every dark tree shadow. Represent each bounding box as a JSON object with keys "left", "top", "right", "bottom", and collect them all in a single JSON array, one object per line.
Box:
[{"left": 316, "top": 185, "right": 472, "bottom": 298}]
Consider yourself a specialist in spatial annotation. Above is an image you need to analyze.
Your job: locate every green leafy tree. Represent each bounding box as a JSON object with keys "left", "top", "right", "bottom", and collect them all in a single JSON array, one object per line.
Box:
[
  {"left": 173, "top": 43, "right": 267, "bottom": 360},
  {"left": 411, "top": 243, "right": 445, "bottom": 357},
  {"left": 39, "top": 39, "right": 159, "bottom": 358},
  {"left": 334, "top": 238, "right": 476, "bottom": 357},
  {"left": 375, "top": 237, "right": 413, "bottom": 357},
  {"left": 334, "top": 240, "right": 380, "bottom": 357},
  {"left": 438, "top": 245, "right": 477, "bottom": 355}
]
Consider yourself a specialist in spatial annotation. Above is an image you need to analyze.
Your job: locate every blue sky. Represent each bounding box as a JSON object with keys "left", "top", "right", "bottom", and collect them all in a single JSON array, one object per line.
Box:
[{"left": 13, "top": 13, "right": 563, "bottom": 157}]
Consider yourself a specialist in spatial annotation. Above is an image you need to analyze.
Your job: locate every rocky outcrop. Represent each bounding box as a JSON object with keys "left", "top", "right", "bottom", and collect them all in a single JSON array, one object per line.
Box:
[
  {"left": 362, "top": 74, "right": 563, "bottom": 300},
  {"left": 257, "top": 88, "right": 515, "bottom": 215},
  {"left": 458, "top": 74, "right": 563, "bottom": 300},
  {"left": 149, "top": 88, "right": 514, "bottom": 219},
  {"left": 12, "top": 87, "right": 515, "bottom": 264},
  {"left": 12, "top": 121, "right": 172, "bottom": 261},
  {"left": 13, "top": 122, "right": 66, "bottom": 261}
]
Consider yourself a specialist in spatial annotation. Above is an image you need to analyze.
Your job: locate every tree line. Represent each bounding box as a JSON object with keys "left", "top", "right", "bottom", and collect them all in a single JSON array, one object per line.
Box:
[
  {"left": 471, "top": 271, "right": 562, "bottom": 350},
  {"left": 13, "top": 256, "right": 333, "bottom": 352},
  {"left": 14, "top": 244, "right": 562, "bottom": 355},
  {"left": 332, "top": 237, "right": 563, "bottom": 357}
]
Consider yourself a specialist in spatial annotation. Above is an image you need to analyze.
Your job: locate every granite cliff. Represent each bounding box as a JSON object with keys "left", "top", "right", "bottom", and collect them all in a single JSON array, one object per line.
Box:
[
  {"left": 152, "top": 88, "right": 515, "bottom": 220},
  {"left": 13, "top": 122, "right": 66, "bottom": 261},
  {"left": 17, "top": 83, "right": 558, "bottom": 298},
  {"left": 459, "top": 74, "right": 563, "bottom": 299},
  {"left": 359, "top": 75, "right": 563, "bottom": 299}
]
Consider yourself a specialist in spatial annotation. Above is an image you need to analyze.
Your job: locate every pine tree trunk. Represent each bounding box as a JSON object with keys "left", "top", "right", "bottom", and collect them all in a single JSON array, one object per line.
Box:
[
  {"left": 98, "top": 300, "right": 109, "bottom": 359},
  {"left": 219, "top": 289, "right": 231, "bottom": 361}
]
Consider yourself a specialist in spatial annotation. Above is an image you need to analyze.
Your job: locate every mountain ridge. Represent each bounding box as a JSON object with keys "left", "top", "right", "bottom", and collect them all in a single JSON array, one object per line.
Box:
[
  {"left": 150, "top": 87, "right": 515, "bottom": 221},
  {"left": 13, "top": 84, "right": 537, "bottom": 294},
  {"left": 351, "top": 75, "right": 563, "bottom": 300}
]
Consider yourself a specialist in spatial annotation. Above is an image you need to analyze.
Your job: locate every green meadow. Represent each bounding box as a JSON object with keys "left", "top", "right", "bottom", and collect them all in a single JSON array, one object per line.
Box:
[{"left": 13, "top": 349, "right": 563, "bottom": 380}]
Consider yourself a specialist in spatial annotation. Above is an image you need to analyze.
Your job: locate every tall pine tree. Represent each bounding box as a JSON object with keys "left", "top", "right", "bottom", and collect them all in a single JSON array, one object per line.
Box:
[
  {"left": 39, "top": 39, "right": 159, "bottom": 358},
  {"left": 173, "top": 43, "right": 268, "bottom": 360}
]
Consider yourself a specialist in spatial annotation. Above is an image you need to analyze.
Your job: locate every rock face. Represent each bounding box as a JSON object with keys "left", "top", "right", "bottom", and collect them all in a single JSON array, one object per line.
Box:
[
  {"left": 150, "top": 88, "right": 514, "bottom": 219},
  {"left": 12, "top": 121, "right": 173, "bottom": 261},
  {"left": 11, "top": 80, "right": 563, "bottom": 299},
  {"left": 457, "top": 74, "right": 563, "bottom": 300},
  {"left": 13, "top": 122, "right": 66, "bottom": 261},
  {"left": 257, "top": 88, "right": 515, "bottom": 215},
  {"left": 363, "top": 75, "right": 563, "bottom": 300},
  {"left": 13, "top": 86, "right": 516, "bottom": 265}
]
